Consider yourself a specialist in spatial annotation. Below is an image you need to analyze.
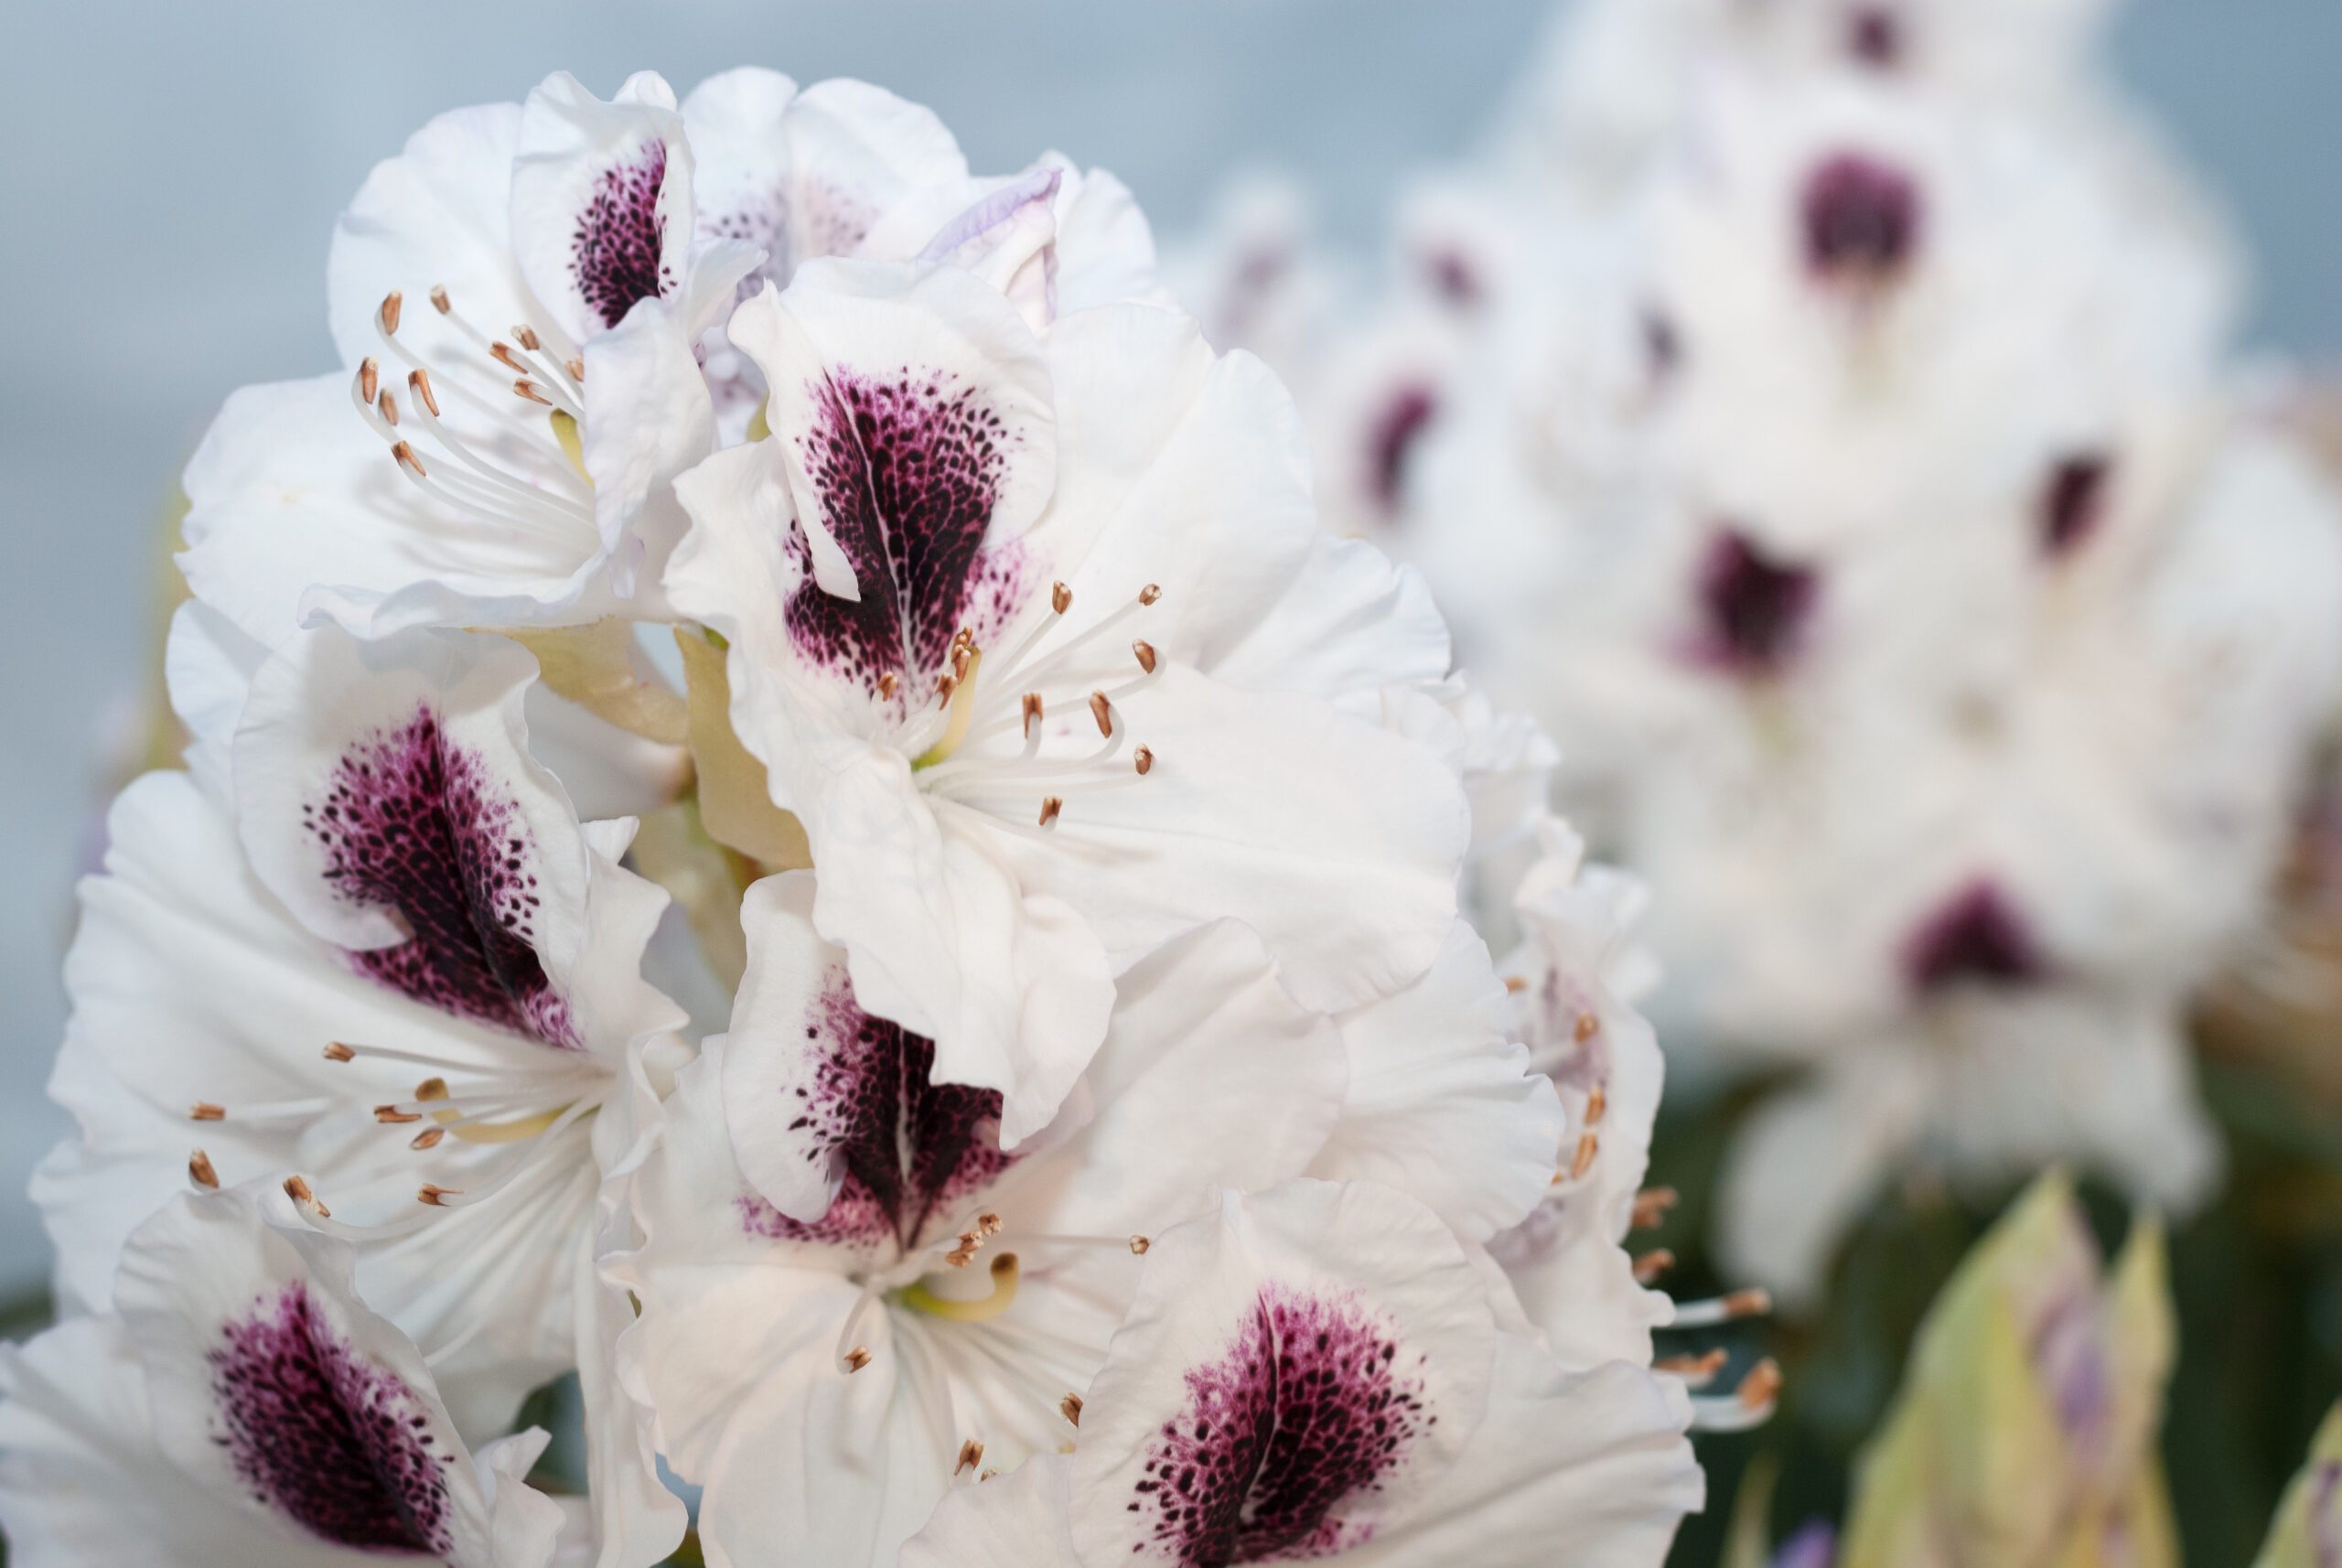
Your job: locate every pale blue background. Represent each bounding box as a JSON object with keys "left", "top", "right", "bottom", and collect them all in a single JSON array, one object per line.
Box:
[{"left": 0, "top": 0, "right": 2335, "bottom": 1292}]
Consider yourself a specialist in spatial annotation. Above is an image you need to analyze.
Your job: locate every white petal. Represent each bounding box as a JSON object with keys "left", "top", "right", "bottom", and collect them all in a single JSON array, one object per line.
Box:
[
  {"left": 1338, "top": 1341, "right": 1702, "bottom": 1568},
  {"left": 1308, "top": 919, "right": 1566, "bottom": 1243},
  {"left": 328, "top": 102, "right": 530, "bottom": 369},
  {"left": 988, "top": 662, "right": 1466, "bottom": 1015},
  {"left": 0, "top": 1316, "right": 374, "bottom": 1568},
  {"left": 113, "top": 1186, "right": 548, "bottom": 1568},
  {"left": 510, "top": 71, "right": 693, "bottom": 347},
  {"left": 177, "top": 374, "right": 618, "bottom": 644},
  {"left": 1069, "top": 1181, "right": 1495, "bottom": 1564},
  {"left": 898, "top": 1455, "right": 1082, "bottom": 1568}
]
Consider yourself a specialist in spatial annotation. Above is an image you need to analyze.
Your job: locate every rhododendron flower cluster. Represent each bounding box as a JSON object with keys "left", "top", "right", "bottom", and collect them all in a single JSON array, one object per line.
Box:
[
  {"left": 1182, "top": 0, "right": 2342, "bottom": 1309},
  {"left": 0, "top": 65, "right": 1747, "bottom": 1568}
]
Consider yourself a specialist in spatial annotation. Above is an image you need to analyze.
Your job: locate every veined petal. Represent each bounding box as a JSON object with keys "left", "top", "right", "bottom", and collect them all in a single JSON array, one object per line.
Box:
[
  {"left": 897, "top": 1455, "right": 1082, "bottom": 1568},
  {"left": 1306, "top": 919, "right": 1566, "bottom": 1243},
  {"left": 986, "top": 662, "right": 1466, "bottom": 1015}
]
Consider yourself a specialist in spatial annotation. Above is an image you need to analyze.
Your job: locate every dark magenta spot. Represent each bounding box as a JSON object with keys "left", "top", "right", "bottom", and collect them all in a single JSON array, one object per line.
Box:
[
  {"left": 2040, "top": 454, "right": 2112, "bottom": 558},
  {"left": 1643, "top": 309, "right": 1683, "bottom": 380},
  {"left": 737, "top": 966, "right": 1015, "bottom": 1250},
  {"left": 1801, "top": 155, "right": 1922, "bottom": 289},
  {"left": 1905, "top": 881, "right": 2043, "bottom": 993},
  {"left": 1366, "top": 386, "right": 1440, "bottom": 515},
  {"left": 1846, "top": 6, "right": 1905, "bottom": 69},
  {"left": 303, "top": 704, "right": 576, "bottom": 1048},
  {"left": 786, "top": 368, "right": 1030, "bottom": 701},
  {"left": 1693, "top": 530, "right": 1819, "bottom": 676},
  {"left": 1129, "top": 1286, "right": 1429, "bottom": 1565},
  {"left": 209, "top": 1283, "right": 453, "bottom": 1556},
  {"left": 1422, "top": 249, "right": 1482, "bottom": 309},
  {"left": 574, "top": 141, "right": 672, "bottom": 329}
]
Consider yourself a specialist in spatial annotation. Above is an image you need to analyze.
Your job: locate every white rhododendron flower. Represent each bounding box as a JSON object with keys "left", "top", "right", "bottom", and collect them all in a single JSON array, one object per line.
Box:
[
  {"left": 667, "top": 263, "right": 1468, "bottom": 1138},
  {"left": 0, "top": 1186, "right": 567, "bottom": 1568},
  {"left": 897, "top": 1181, "right": 1703, "bottom": 1568},
  {"left": 614, "top": 875, "right": 1562, "bottom": 1568},
  {"left": 181, "top": 71, "right": 762, "bottom": 641},
  {"left": 13, "top": 53, "right": 1729, "bottom": 1568},
  {"left": 38, "top": 619, "right": 686, "bottom": 1447}
]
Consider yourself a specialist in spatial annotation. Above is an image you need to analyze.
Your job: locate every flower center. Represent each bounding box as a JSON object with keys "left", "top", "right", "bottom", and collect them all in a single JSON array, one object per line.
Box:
[
  {"left": 910, "top": 581, "right": 1164, "bottom": 832},
  {"left": 353, "top": 287, "right": 597, "bottom": 543}
]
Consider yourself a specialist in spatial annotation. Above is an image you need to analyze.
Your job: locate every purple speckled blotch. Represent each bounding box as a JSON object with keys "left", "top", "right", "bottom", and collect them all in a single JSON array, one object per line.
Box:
[
  {"left": 304, "top": 704, "right": 577, "bottom": 1048},
  {"left": 2041, "top": 455, "right": 2112, "bottom": 558},
  {"left": 209, "top": 1283, "right": 455, "bottom": 1557},
  {"left": 737, "top": 966, "right": 1015, "bottom": 1250},
  {"left": 574, "top": 141, "right": 673, "bottom": 329},
  {"left": 1366, "top": 386, "right": 1439, "bottom": 515},
  {"left": 1130, "top": 1286, "right": 1431, "bottom": 1566},
  {"left": 785, "top": 368, "right": 1031, "bottom": 701},
  {"left": 1801, "top": 154, "right": 1922, "bottom": 287},
  {"left": 1904, "top": 880, "right": 2042, "bottom": 993},
  {"left": 1692, "top": 530, "right": 1819, "bottom": 676},
  {"left": 1845, "top": 7, "right": 1905, "bottom": 70}
]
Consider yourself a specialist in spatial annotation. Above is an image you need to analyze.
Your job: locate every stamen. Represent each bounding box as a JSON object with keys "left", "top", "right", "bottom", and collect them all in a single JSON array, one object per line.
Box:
[
  {"left": 1051, "top": 582, "right": 1072, "bottom": 614},
  {"left": 1132, "top": 639, "right": 1156, "bottom": 673},
  {"left": 1504, "top": 975, "right": 1528, "bottom": 994},
  {"left": 1021, "top": 692, "right": 1044, "bottom": 737},
  {"left": 1570, "top": 1131, "right": 1599, "bottom": 1178},
  {"left": 407, "top": 368, "right": 440, "bottom": 417},
  {"left": 377, "top": 390, "right": 399, "bottom": 426},
  {"left": 1671, "top": 1288, "right": 1772, "bottom": 1328},
  {"left": 322, "top": 1042, "right": 356, "bottom": 1063},
  {"left": 417, "top": 1184, "right": 460, "bottom": 1207},
  {"left": 1632, "top": 1249, "right": 1675, "bottom": 1284},
  {"left": 410, "top": 1127, "right": 446, "bottom": 1151},
  {"left": 359, "top": 358, "right": 379, "bottom": 403},
  {"left": 1631, "top": 1187, "right": 1680, "bottom": 1230},
  {"left": 1689, "top": 1359, "right": 1782, "bottom": 1433},
  {"left": 283, "top": 1176, "right": 331, "bottom": 1219},
  {"left": 512, "top": 325, "right": 542, "bottom": 352},
  {"left": 1656, "top": 1348, "right": 1729, "bottom": 1387},
  {"left": 188, "top": 1149, "right": 219, "bottom": 1189},
  {"left": 1133, "top": 746, "right": 1154, "bottom": 776},
  {"left": 429, "top": 285, "right": 451, "bottom": 315},
  {"left": 1574, "top": 1011, "right": 1601, "bottom": 1043},
  {"left": 1088, "top": 692, "right": 1113, "bottom": 736},
  {"left": 514, "top": 379, "right": 553, "bottom": 407},
  {"left": 1037, "top": 797, "right": 1062, "bottom": 827},
  {"left": 955, "top": 1440, "right": 984, "bottom": 1477},
  {"left": 380, "top": 290, "right": 403, "bottom": 336},
  {"left": 1138, "top": 584, "right": 1162, "bottom": 606},
  {"left": 189, "top": 1102, "right": 225, "bottom": 1122},
  {"left": 491, "top": 342, "right": 527, "bottom": 374},
  {"left": 375, "top": 1105, "right": 423, "bottom": 1124},
  {"left": 564, "top": 357, "right": 586, "bottom": 383},
  {"left": 1058, "top": 1393, "right": 1083, "bottom": 1427},
  {"left": 843, "top": 1347, "right": 874, "bottom": 1374},
  {"left": 392, "top": 441, "right": 427, "bottom": 478},
  {"left": 1586, "top": 1084, "right": 1607, "bottom": 1125}
]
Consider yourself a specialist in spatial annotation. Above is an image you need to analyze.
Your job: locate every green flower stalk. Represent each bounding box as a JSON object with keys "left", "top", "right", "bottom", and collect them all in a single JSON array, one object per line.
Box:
[
  {"left": 1842, "top": 1171, "right": 2178, "bottom": 1568},
  {"left": 2253, "top": 1403, "right": 2342, "bottom": 1568}
]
